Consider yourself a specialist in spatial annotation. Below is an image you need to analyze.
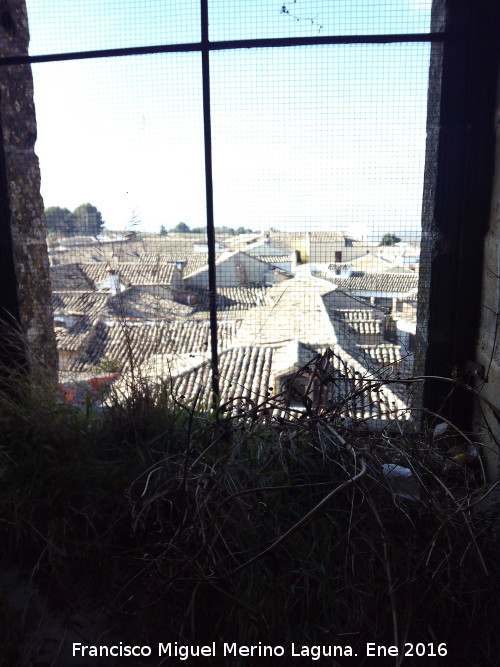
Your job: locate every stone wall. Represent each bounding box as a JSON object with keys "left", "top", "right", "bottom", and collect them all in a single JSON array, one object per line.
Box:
[
  {"left": 0, "top": 0, "right": 57, "bottom": 383},
  {"left": 475, "top": 66, "right": 500, "bottom": 480}
]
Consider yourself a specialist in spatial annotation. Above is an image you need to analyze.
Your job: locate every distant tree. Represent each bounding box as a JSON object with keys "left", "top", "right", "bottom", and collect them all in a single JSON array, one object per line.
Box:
[
  {"left": 214, "top": 226, "right": 236, "bottom": 235},
  {"left": 379, "top": 233, "right": 401, "bottom": 247},
  {"left": 44, "top": 206, "right": 77, "bottom": 236},
  {"left": 172, "top": 222, "right": 190, "bottom": 233},
  {"left": 159, "top": 225, "right": 168, "bottom": 235},
  {"left": 74, "top": 203, "right": 105, "bottom": 236}
]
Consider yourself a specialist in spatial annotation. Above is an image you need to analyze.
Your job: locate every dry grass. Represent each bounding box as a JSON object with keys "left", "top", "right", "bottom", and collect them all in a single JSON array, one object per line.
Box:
[{"left": 0, "top": 361, "right": 499, "bottom": 666}]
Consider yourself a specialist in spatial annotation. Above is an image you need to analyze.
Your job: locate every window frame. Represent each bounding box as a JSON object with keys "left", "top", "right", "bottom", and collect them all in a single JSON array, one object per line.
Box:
[{"left": 0, "top": 0, "right": 498, "bottom": 427}]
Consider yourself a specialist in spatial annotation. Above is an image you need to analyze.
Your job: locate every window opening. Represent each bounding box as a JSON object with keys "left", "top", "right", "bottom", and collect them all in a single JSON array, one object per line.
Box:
[{"left": 12, "top": 0, "right": 450, "bottom": 425}]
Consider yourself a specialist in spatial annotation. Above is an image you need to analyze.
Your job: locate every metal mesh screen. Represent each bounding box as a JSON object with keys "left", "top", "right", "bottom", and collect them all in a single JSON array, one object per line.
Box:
[
  {"left": 27, "top": 0, "right": 201, "bottom": 54},
  {"left": 24, "top": 0, "right": 442, "bottom": 423},
  {"left": 210, "top": 43, "right": 430, "bottom": 234},
  {"left": 208, "top": 0, "right": 435, "bottom": 40},
  {"left": 33, "top": 54, "right": 205, "bottom": 234}
]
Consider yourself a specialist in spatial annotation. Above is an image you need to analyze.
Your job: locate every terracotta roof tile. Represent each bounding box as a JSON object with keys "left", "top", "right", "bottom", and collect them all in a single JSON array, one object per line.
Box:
[
  {"left": 191, "top": 286, "right": 272, "bottom": 313},
  {"left": 138, "top": 253, "right": 224, "bottom": 275},
  {"left": 235, "top": 278, "right": 337, "bottom": 348},
  {"left": 70, "top": 319, "right": 240, "bottom": 373},
  {"left": 108, "top": 287, "right": 194, "bottom": 319},
  {"left": 49, "top": 264, "right": 94, "bottom": 291},
  {"left": 52, "top": 291, "right": 110, "bottom": 351},
  {"left": 79, "top": 262, "right": 178, "bottom": 287},
  {"left": 309, "top": 231, "right": 346, "bottom": 242},
  {"left": 356, "top": 344, "right": 403, "bottom": 368},
  {"left": 260, "top": 255, "right": 293, "bottom": 264},
  {"left": 153, "top": 343, "right": 410, "bottom": 422},
  {"left": 312, "top": 271, "right": 418, "bottom": 293}
]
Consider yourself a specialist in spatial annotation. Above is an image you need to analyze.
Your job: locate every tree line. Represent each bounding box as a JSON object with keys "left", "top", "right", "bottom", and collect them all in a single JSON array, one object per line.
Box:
[
  {"left": 379, "top": 233, "right": 401, "bottom": 246},
  {"left": 45, "top": 204, "right": 105, "bottom": 237},
  {"left": 161, "top": 222, "right": 257, "bottom": 235}
]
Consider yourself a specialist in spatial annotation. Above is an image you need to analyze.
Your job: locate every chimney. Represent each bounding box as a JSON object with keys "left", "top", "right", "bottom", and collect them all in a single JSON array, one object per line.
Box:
[
  {"left": 108, "top": 269, "right": 121, "bottom": 296},
  {"left": 236, "top": 264, "right": 247, "bottom": 284}
]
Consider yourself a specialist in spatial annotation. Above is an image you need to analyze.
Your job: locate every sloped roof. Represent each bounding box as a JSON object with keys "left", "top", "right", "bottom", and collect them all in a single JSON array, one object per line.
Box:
[
  {"left": 49, "top": 264, "right": 94, "bottom": 291},
  {"left": 223, "top": 233, "right": 262, "bottom": 248},
  {"left": 148, "top": 342, "right": 410, "bottom": 422},
  {"left": 68, "top": 319, "right": 240, "bottom": 373},
  {"left": 52, "top": 290, "right": 109, "bottom": 318},
  {"left": 349, "top": 253, "right": 394, "bottom": 273},
  {"left": 308, "top": 231, "right": 346, "bottom": 242},
  {"left": 235, "top": 277, "right": 337, "bottom": 347},
  {"left": 52, "top": 291, "right": 110, "bottom": 351},
  {"left": 345, "top": 320, "right": 383, "bottom": 336},
  {"left": 331, "top": 308, "right": 384, "bottom": 321},
  {"left": 260, "top": 255, "right": 293, "bottom": 264},
  {"left": 190, "top": 285, "right": 272, "bottom": 313},
  {"left": 108, "top": 286, "right": 195, "bottom": 319},
  {"left": 183, "top": 250, "right": 269, "bottom": 279},
  {"left": 53, "top": 249, "right": 413, "bottom": 421},
  {"left": 79, "top": 262, "right": 178, "bottom": 287},
  {"left": 267, "top": 232, "right": 306, "bottom": 251},
  {"left": 321, "top": 291, "right": 387, "bottom": 323},
  {"left": 138, "top": 253, "right": 224, "bottom": 274},
  {"left": 165, "top": 346, "right": 274, "bottom": 408},
  {"left": 356, "top": 344, "right": 403, "bottom": 368},
  {"left": 347, "top": 238, "right": 379, "bottom": 248},
  {"left": 312, "top": 271, "right": 419, "bottom": 294},
  {"left": 271, "top": 339, "right": 319, "bottom": 378}
]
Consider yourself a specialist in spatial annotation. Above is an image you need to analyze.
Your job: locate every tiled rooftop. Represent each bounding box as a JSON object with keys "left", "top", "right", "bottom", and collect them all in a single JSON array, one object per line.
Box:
[
  {"left": 356, "top": 344, "right": 403, "bottom": 368},
  {"left": 316, "top": 344, "right": 409, "bottom": 420},
  {"left": 346, "top": 254, "right": 394, "bottom": 273},
  {"left": 309, "top": 231, "right": 347, "bottom": 242},
  {"left": 171, "top": 346, "right": 275, "bottom": 409},
  {"left": 312, "top": 271, "right": 419, "bottom": 294},
  {"left": 70, "top": 319, "right": 240, "bottom": 372},
  {"left": 191, "top": 286, "right": 272, "bottom": 313},
  {"left": 321, "top": 292, "right": 388, "bottom": 325},
  {"left": 51, "top": 244, "right": 414, "bottom": 421},
  {"left": 348, "top": 239, "right": 379, "bottom": 248},
  {"left": 108, "top": 287, "right": 195, "bottom": 319},
  {"left": 235, "top": 277, "right": 337, "bottom": 347},
  {"left": 183, "top": 249, "right": 270, "bottom": 280},
  {"left": 52, "top": 291, "right": 110, "bottom": 351},
  {"left": 138, "top": 253, "right": 224, "bottom": 275},
  {"left": 267, "top": 232, "right": 305, "bottom": 250},
  {"left": 49, "top": 264, "right": 94, "bottom": 291},
  {"left": 260, "top": 255, "right": 293, "bottom": 264},
  {"left": 332, "top": 309, "right": 384, "bottom": 321},
  {"left": 79, "top": 262, "right": 178, "bottom": 287},
  {"left": 146, "top": 342, "right": 411, "bottom": 422},
  {"left": 325, "top": 307, "right": 385, "bottom": 338},
  {"left": 52, "top": 290, "right": 110, "bottom": 319},
  {"left": 346, "top": 320, "right": 383, "bottom": 336},
  {"left": 55, "top": 325, "right": 92, "bottom": 353}
]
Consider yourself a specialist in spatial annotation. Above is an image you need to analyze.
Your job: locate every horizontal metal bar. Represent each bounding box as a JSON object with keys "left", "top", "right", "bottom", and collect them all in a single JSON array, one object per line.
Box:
[{"left": 0, "top": 32, "right": 447, "bottom": 67}]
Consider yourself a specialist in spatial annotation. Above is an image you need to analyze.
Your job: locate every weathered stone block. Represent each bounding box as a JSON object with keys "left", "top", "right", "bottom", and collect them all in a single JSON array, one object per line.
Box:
[{"left": 0, "top": 0, "right": 57, "bottom": 384}]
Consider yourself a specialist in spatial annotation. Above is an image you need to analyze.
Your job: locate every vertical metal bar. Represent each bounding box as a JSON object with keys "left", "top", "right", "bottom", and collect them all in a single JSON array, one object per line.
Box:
[{"left": 200, "top": 0, "right": 220, "bottom": 404}]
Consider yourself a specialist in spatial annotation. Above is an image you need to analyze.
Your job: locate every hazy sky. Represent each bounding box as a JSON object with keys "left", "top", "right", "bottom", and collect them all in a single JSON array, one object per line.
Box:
[{"left": 26, "top": 1, "right": 433, "bottom": 239}]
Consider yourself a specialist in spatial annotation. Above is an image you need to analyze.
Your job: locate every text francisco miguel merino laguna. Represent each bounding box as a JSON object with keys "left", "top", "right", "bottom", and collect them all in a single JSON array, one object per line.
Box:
[{"left": 73, "top": 641, "right": 366, "bottom": 660}]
